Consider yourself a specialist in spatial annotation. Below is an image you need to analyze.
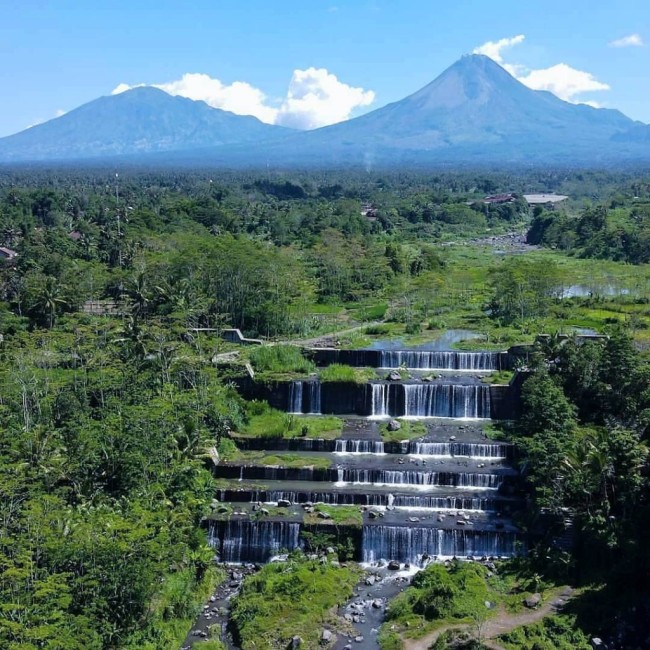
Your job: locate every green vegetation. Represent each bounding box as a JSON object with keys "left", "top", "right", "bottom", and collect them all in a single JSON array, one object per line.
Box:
[
  {"left": 225, "top": 451, "right": 332, "bottom": 470},
  {"left": 380, "top": 560, "right": 557, "bottom": 647},
  {"left": 319, "top": 363, "right": 376, "bottom": 383},
  {"left": 481, "top": 369, "right": 514, "bottom": 384},
  {"left": 229, "top": 553, "right": 361, "bottom": 650},
  {"left": 0, "top": 169, "right": 649, "bottom": 647},
  {"left": 304, "top": 504, "right": 363, "bottom": 526},
  {"left": 249, "top": 345, "right": 315, "bottom": 376},
  {"left": 380, "top": 419, "right": 428, "bottom": 442},
  {"left": 499, "top": 615, "right": 591, "bottom": 649},
  {"left": 240, "top": 401, "right": 343, "bottom": 439},
  {"left": 528, "top": 203, "right": 650, "bottom": 265}
]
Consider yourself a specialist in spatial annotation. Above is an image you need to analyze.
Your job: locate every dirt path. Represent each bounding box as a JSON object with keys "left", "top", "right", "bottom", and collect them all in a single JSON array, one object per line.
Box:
[
  {"left": 285, "top": 321, "right": 380, "bottom": 348},
  {"left": 402, "top": 587, "right": 573, "bottom": 650}
]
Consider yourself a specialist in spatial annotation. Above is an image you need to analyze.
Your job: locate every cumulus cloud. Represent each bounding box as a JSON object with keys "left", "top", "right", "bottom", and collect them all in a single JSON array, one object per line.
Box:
[
  {"left": 609, "top": 33, "right": 644, "bottom": 47},
  {"left": 473, "top": 35, "right": 610, "bottom": 104},
  {"left": 275, "top": 67, "right": 375, "bottom": 129},
  {"left": 517, "top": 63, "right": 609, "bottom": 102},
  {"left": 473, "top": 34, "right": 525, "bottom": 64},
  {"left": 111, "top": 68, "right": 375, "bottom": 130}
]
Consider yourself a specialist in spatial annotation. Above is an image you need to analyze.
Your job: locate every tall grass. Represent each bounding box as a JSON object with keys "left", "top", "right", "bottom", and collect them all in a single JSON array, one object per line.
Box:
[{"left": 249, "top": 345, "right": 314, "bottom": 374}]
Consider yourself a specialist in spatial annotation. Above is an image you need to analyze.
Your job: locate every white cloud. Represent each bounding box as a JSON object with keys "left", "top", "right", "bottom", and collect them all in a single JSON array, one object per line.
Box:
[
  {"left": 473, "top": 35, "right": 610, "bottom": 104},
  {"left": 111, "top": 68, "right": 375, "bottom": 130},
  {"left": 156, "top": 73, "right": 278, "bottom": 124},
  {"left": 275, "top": 67, "right": 375, "bottom": 130},
  {"left": 517, "top": 63, "right": 610, "bottom": 101},
  {"left": 609, "top": 33, "right": 644, "bottom": 47},
  {"left": 55, "top": 109, "right": 66, "bottom": 118},
  {"left": 473, "top": 35, "right": 525, "bottom": 64},
  {"left": 111, "top": 83, "right": 133, "bottom": 95}
]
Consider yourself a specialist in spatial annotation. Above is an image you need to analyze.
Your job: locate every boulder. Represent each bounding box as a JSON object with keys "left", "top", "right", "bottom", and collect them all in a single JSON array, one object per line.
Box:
[
  {"left": 387, "top": 370, "right": 402, "bottom": 381},
  {"left": 277, "top": 499, "right": 291, "bottom": 507},
  {"left": 590, "top": 639, "right": 605, "bottom": 649},
  {"left": 317, "top": 511, "right": 332, "bottom": 520},
  {"left": 387, "top": 419, "right": 401, "bottom": 431},
  {"left": 388, "top": 560, "right": 401, "bottom": 570},
  {"left": 291, "top": 636, "right": 303, "bottom": 649},
  {"left": 320, "top": 629, "right": 333, "bottom": 644},
  {"left": 524, "top": 593, "right": 542, "bottom": 609}
]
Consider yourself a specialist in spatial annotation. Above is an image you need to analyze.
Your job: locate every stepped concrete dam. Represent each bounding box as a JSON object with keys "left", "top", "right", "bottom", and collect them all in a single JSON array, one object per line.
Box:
[{"left": 207, "top": 346, "right": 527, "bottom": 568}]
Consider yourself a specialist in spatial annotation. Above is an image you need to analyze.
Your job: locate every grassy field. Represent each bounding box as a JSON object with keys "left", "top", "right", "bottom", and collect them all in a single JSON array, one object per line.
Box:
[
  {"left": 239, "top": 401, "right": 343, "bottom": 439},
  {"left": 380, "top": 419, "right": 428, "bottom": 442},
  {"left": 229, "top": 555, "right": 362, "bottom": 650}
]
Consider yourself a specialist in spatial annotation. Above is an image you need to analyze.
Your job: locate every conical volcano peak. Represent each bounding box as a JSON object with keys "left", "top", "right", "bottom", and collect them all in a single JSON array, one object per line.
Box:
[{"left": 407, "top": 54, "right": 524, "bottom": 110}]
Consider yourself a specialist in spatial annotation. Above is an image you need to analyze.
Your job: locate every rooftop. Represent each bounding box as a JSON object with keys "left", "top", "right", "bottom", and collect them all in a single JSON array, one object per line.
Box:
[{"left": 523, "top": 194, "right": 568, "bottom": 204}]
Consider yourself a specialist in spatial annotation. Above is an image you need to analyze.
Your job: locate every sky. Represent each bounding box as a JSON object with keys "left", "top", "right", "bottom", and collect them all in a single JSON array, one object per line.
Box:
[{"left": 1, "top": 0, "right": 649, "bottom": 137}]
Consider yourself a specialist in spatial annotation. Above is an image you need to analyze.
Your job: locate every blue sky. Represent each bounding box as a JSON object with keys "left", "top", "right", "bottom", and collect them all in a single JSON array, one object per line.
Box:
[{"left": 1, "top": 0, "right": 649, "bottom": 136}]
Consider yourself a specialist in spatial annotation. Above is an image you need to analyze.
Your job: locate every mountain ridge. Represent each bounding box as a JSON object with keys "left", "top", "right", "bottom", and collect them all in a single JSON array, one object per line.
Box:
[
  {"left": 0, "top": 86, "right": 292, "bottom": 161},
  {"left": 1, "top": 55, "right": 648, "bottom": 166}
]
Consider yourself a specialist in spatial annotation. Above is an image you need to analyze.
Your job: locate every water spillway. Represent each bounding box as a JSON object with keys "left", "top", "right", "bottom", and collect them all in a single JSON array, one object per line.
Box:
[
  {"left": 308, "top": 348, "right": 511, "bottom": 371},
  {"left": 233, "top": 437, "right": 512, "bottom": 459},
  {"left": 288, "top": 380, "right": 321, "bottom": 414},
  {"left": 379, "top": 350, "right": 503, "bottom": 371},
  {"left": 401, "top": 384, "right": 491, "bottom": 419},
  {"left": 209, "top": 519, "right": 302, "bottom": 563},
  {"left": 362, "top": 524, "right": 519, "bottom": 564},
  {"left": 212, "top": 342, "right": 524, "bottom": 565},
  {"left": 217, "top": 486, "right": 503, "bottom": 511},
  {"left": 284, "top": 382, "right": 492, "bottom": 418}
]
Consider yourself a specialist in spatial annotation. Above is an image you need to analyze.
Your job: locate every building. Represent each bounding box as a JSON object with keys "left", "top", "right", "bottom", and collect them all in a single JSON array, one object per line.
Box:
[
  {"left": 524, "top": 194, "right": 568, "bottom": 208},
  {"left": 0, "top": 246, "right": 18, "bottom": 261},
  {"left": 484, "top": 193, "right": 515, "bottom": 204}
]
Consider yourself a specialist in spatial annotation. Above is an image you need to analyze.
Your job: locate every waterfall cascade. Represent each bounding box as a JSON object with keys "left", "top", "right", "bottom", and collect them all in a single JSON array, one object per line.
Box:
[
  {"left": 213, "top": 344, "right": 523, "bottom": 565},
  {"left": 288, "top": 380, "right": 321, "bottom": 414},
  {"left": 380, "top": 350, "right": 501, "bottom": 371}
]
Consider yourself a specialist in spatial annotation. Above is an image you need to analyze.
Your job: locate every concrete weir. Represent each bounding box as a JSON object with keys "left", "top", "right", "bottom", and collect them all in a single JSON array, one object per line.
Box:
[{"left": 210, "top": 346, "right": 525, "bottom": 566}]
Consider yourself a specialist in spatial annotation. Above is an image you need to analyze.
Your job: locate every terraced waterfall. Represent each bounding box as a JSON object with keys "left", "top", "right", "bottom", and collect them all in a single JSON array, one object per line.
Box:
[{"left": 209, "top": 347, "right": 523, "bottom": 566}]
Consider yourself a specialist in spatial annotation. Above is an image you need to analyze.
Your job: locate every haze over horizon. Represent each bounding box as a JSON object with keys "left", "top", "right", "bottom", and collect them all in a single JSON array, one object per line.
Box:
[{"left": 2, "top": 0, "right": 649, "bottom": 137}]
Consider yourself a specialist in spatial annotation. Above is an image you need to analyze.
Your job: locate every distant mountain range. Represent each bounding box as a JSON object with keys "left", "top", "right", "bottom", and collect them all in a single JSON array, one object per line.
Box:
[
  {"left": 0, "top": 87, "right": 291, "bottom": 161},
  {"left": 1, "top": 55, "right": 648, "bottom": 166}
]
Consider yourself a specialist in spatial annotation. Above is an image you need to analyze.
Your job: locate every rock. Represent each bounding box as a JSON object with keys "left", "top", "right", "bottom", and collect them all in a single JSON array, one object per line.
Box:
[
  {"left": 365, "top": 575, "right": 376, "bottom": 586},
  {"left": 368, "top": 510, "right": 379, "bottom": 519},
  {"left": 456, "top": 520, "right": 467, "bottom": 526},
  {"left": 590, "top": 639, "right": 605, "bottom": 649},
  {"left": 524, "top": 593, "right": 542, "bottom": 609},
  {"left": 277, "top": 499, "right": 291, "bottom": 507},
  {"left": 304, "top": 506, "right": 315, "bottom": 513},
  {"left": 326, "top": 546, "right": 336, "bottom": 555},
  {"left": 321, "top": 629, "right": 333, "bottom": 644},
  {"left": 355, "top": 636, "right": 364, "bottom": 643},
  {"left": 387, "top": 370, "right": 401, "bottom": 381},
  {"left": 408, "top": 516, "right": 420, "bottom": 522},
  {"left": 291, "top": 636, "right": 303, "bottom": 649},
  {"left": 387, "top": 419, "right": 401, "bottom": 431},
  {"left": 317, "top": 511, "right": 332, "bottom": 519},
  {"left": 260, "top": 508, "right": 270, "bottom": 516},
  {"left": 388, "top": 560, "right": 401, "bottom": 570},
  {"left": 372, "top": 599, "right": 383, "bottom": 609},
  {"left": 449, "top": 435, "right": 456, "bottom": 441}
]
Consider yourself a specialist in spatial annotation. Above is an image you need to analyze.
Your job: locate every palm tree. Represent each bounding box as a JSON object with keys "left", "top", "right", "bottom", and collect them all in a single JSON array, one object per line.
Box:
[{"left": 34, "top": 276, "right": 67, "bottom": 328}]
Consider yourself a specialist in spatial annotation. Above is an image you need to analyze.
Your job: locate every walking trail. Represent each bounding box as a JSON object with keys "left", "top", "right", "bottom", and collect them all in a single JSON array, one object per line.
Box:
[{"left": 402, "top": 587, "right": 574, "bottom": 650}]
